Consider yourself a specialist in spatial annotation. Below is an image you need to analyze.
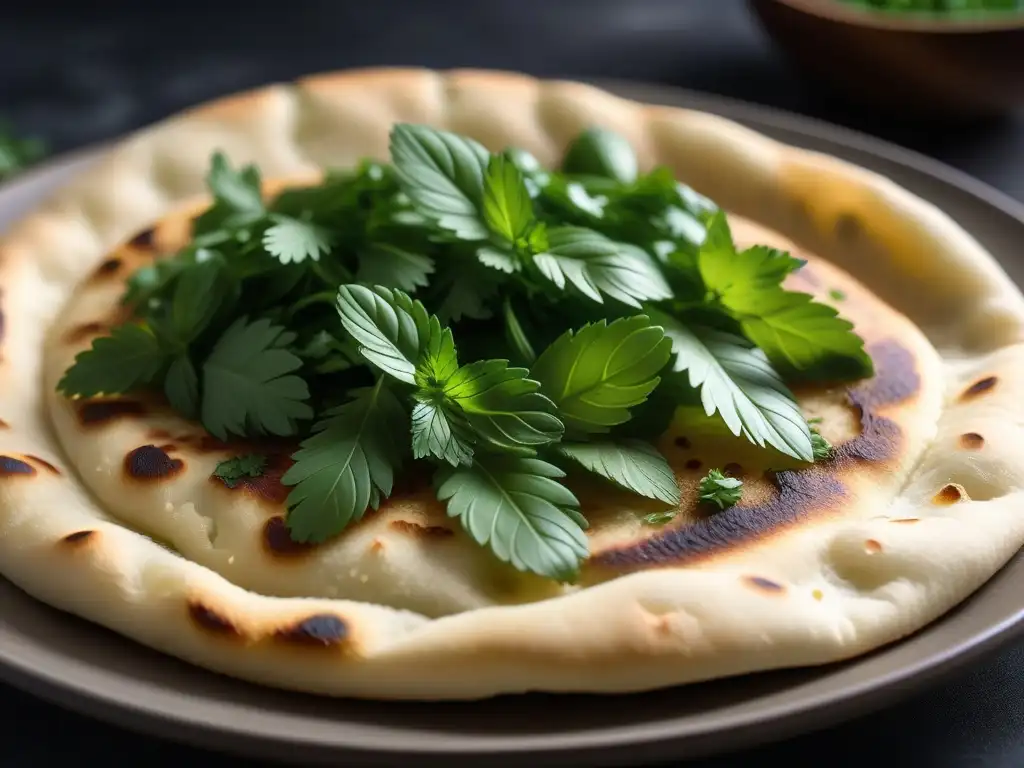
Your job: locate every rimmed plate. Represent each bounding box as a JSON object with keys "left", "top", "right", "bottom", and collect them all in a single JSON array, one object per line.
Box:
[{"left": 0, "top": 79, "right": 1022, "bottom": 767}]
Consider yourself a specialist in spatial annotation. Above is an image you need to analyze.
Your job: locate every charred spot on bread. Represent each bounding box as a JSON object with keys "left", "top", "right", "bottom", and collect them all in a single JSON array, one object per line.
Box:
[
  {"left": 124, "top": 445, "right": 185, "bottom": 480},
  {"left": 744, "top": 576, "right": 785, "bottom": 593},
  {"left": 961, "top": 376, "right": 997, "bottom": 400},
  {"left": 77, "top": 399, "right": 147, "bottom": 426},
  {"left": 61, "top": 530, "right": 95, "bottom": 545},
  {"left": 263, "top": 516, "right": 318, "bottom": 557},
  {"left": 0, "top": 456, "right": 34, "bottom": 476},
  {"left": 275, "top": 614, "right": 347, "bottom": 647},
  {"left": 188, "top": 602, "right": 241, "bottom": 637}
]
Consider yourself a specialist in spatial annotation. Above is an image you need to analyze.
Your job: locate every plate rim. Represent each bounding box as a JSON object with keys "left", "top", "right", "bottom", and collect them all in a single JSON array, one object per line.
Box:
[{"left": 0, "top": 76, "right": 1022, "bottom": 766}]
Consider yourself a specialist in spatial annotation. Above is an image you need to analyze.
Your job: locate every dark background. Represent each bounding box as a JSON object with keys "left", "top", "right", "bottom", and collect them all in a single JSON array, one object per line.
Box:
[{"left": 0, "top": 1, "right": 1022, "bottom": 765}]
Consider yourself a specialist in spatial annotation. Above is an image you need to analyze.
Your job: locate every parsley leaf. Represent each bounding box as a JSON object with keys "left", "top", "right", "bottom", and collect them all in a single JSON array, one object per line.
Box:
[
  {"left": 654, "top": 312, "right": 813, "bottom": 462},
  {"left": 735, "top": 291, "right": 875, "bottom": 382},
  {"left": 390, "top": 123, "right": 490, "bottom": 239},
  {"left": 201, "top": 316, "right": 312, "bottom": 440},
  {"left": 557, "top": 440, "right": 680, "bottom": 505},
  {"left": 283, "top": 379, "right": 407, "bottom": 543},
  {"left": 262, "top": 215, "right": 332, "bottom": 264},
  {"left": 434, "top": 257, "right": 503, "bottom": 323},
  {"left": 561, "top": 127, "right": 638, "bottom": 184},
  {"left": 335, "top": 284, "right": 431, "bottom": 385},
  {"left": 444, "top": 359, "right": 563, "bottom": 455},
  {"left": 213, "top": 454, "right": 267, "bottom": 488},
  {"left": 356, "top": 244, "right": 435, "bottom": 294},
  {"left": 533, "top": 227, "right": 672, "bottom": 308},
  {"left": 698, "top": 468, "right": 743, "bottom": 510},
  {"left": 531, "top": 315, "right": 672, "bottom": 435},
  {"left": 164, "top": 355, "right": 200, "bottom": 419},
  {"left": 57, "top": 323, "right": 167, "bottom": 398},
  {"left": 202, "top": 151, "right": 265, "bottom": 223},
  {"left": 435, "top": 455, "right": 589, "bottom": 582},
  {"left": 410, "top": 397, "right": 475, "bottom": 466},
  {"left": 482, "top": 153, "right": 535, "bottom": 245},
  {"left": 697, "top": 213, "right": 803, "bottom": 301},
  {"left": 166, "top": 253, "right": 234, "bottom": 345}
]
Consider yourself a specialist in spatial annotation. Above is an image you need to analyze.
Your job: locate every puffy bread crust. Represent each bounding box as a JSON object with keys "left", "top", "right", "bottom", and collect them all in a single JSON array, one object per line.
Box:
[{"left": 0, "top": 67, "right": 1021, "bottom": 699}]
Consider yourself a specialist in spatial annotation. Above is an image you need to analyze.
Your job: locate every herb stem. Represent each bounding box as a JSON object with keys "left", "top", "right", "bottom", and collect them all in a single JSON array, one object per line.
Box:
[{"left": 289, "top": 290, "right": 337, "bottom": 315}]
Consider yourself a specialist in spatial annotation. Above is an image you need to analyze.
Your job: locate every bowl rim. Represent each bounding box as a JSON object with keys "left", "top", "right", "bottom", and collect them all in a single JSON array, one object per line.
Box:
[{"left": 764, "top": 0, "right": 1024, "bottom": 33}]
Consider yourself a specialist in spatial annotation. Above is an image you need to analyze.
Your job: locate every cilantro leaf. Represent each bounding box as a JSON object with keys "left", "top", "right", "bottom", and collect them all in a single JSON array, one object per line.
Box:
[
  {"left": 213, "top": 454, "right": 267, "bottom": 488},
  {"left": 531, "top": 315, "right": 672, "bottom": 435},
  {"left": 410, "top": 398, "right": 475, "bottom": 466},
  {"left": 444, "top": 359, "right": 563, "bottom": 455},
  {"left": 262, "top": 215, "right": 332, "bottom": 264},
  {"left": 390, "top": 123, "right": 490, "bottom": 239},
  {"left": 205, "top": 151, "right": 265, "bottom": 218},
  {"left": 561, "top": 127, "right": 638, "bottom": 184},
  {"left": 201, "top": 316, "right": 312, "bottom": 440},
  {"left": 283, "top": 379, "right": 407, "bottom": 543},
  {"left": 335, "top": 284, "right": 431, "bottom": 385},
  {"left": 57, "top": 323, "right": 168, "bottom": 398},
  {"left": 164, "top": 355, "right": 199, "bottom": 418},
  {"left": 698, "top": 213, "right": 804, "bottom": 301},
  {"left": 435, "top": 455, "right": 589, "bottom": 582},
  {"left": 698, "top": 468, "right": 743, "bottom": 510},
  {"left": 735, "top": 291, "right": 874, "bottom": 382},
  {"left": 557, "top": 440, "right": 680, "bottom": 505},
  {"left": 356, "top": 244, "right": 435, "bottom": 293},
  {"left": 482, "top": 153, "right": 535, "bottom": 245},
  {"left": 533, "top": 227, "right": 672, "bottom": 308},
  {"left": 653, "top": 311, "right": 813, "bottom": 462}
]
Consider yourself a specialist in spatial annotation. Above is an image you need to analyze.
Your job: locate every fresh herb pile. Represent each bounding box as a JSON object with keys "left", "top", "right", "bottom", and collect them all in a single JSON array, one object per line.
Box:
[
  {"left": 57, "top": 123, "right": 872, "bottom": 582},
  {"left": 0, "top": 122, "right": 46, "bottom": 183},
  {"left": 838, "top": 0, "right": 1023, "bottom": 15}
]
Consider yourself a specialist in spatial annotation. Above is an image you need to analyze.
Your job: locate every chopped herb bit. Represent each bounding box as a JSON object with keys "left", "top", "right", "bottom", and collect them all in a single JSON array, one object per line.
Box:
[
  {"left": 829, "top": 288, "right": 846, "bottom": 301},
  {"left": 55, "top": 122, "right": 873, "bottom": 581},
  {"left": 810, "top": 422, "right": 834, "bottom": 461},
  {"left": 213, "top": 454, "right": 268, "bottom": 488},
  {"left": 698, "top": 469, "right": 743, "bottom": 510}
]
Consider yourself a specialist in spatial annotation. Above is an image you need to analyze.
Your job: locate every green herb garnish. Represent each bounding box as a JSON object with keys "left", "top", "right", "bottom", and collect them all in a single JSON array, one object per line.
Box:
[
  {"left": 698, "top": 469, "right": 743, "bottom": 510},
  {"left": 0, "top": 122, "right": 46, "bottom": 182},
  {"left": 56, "top": 123, "right": 873, "bottom": 582}
]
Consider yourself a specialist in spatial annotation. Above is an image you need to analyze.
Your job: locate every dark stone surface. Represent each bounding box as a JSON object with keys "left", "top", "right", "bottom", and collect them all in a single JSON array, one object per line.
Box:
[{"left": 0, "top": 2, "right": 1020, "bottom": 765}]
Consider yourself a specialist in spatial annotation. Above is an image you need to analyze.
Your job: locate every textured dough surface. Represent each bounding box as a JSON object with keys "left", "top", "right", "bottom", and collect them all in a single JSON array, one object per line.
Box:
[{"left": 0, "top": 67, "right": 1022, "bottom": 699}]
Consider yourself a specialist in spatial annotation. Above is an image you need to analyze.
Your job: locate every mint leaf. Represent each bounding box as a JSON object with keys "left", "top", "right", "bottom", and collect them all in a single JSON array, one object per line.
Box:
[
  {"left": 699, "top": 468, "right": 742, "bottom": 510},
  {"left": 736, "top": 291, "right": 874, "bottom": 382},
  {"left": 561, "top": 127, "right": 638, "bottom": 184},
  {"left": 410, "top": 398, "right": 475, "bottom": 466},
  {"left": 262, "top": 215, "right": 332, "bottom": 264},
  {"left": 531, "top": 315, "right": 672, "bottom": 435},
  {"left": 444, "top": 359, "right": 563, "bottom": 455},
  {"left": 213, "top": 454, "right": 267, "bottom": 488},
  {"left": 356, "top": 244, "right": 435, "bottom": 293},
  {"left": 57, "top": 323, "right": 167, "bottom": 398},
  {"left": 482, "top": 153, "right": 534, "bottom": 244},
  {"left": 164, "top": 355, "right": 199, "bottom": 419},
  {"left": 283, "top": 379, "right": 407, "bottom": 543},
  {"left": 533, "top": 227, "right": 671, "bottom": 308},
  {"left": 335, "top": 284, "right": 431, "bottom": 385},
  {"left": 201, "top": 316, "right": 312, "bottom": 440},
  {"left": 654, "top": 311, "right": 813, "bottom": 462},
  {"left": 557, "top": 440, "right": 680, "bottom": 505},
  {"left": 390, "top": 123, "right": 490, "bottom": 239},
  {"left": 435, "top": 455, "right": 588, "bottom": 582}
]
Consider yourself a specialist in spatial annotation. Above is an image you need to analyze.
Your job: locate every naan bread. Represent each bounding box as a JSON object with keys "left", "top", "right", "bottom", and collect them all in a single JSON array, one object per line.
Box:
[{"left": 0, "top": 68, "right": 1022, "bottom": 700}]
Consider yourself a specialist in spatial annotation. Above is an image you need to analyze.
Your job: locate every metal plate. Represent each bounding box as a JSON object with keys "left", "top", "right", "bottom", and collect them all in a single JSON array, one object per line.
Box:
[{"left": 0, "top": 80, "right": 1021, "bottom": 767}]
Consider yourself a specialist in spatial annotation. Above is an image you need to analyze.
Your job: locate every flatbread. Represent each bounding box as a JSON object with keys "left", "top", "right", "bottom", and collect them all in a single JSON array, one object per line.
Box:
[{"left": 1, "top": 68, "right": 1022, "bottom": 700}]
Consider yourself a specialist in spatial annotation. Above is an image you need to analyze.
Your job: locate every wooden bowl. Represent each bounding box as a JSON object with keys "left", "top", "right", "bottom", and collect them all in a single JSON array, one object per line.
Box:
[{"left": 748, "top": 0, "right": 1024, "bottom": 120}]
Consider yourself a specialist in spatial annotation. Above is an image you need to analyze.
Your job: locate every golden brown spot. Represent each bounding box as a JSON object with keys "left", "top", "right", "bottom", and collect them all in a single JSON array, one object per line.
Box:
[
  {"left": 124, "top": 445, "right": 184, "bottom": 480},
  {"left": 0, "top": 419, "right": 10, "bottom": 429},
  {"left": 128, "top": 227, "right": 156, "bottom": 249},
  {"left": 389, "top": 519, "right": 455, "bottom": 538},
  {"left": 187, "top": 601, "right": 241, "bottom": 637},
  {"left": 684, "top": 458, "right": 702, "bottom": 470},
  {"left": 263, "top": 516, "right": 317, "bottom": 557},
  {"left": 959, "top": 432, "right": 984, "bottom": 450},
  {"left": 834, "top": 213, "right": 862, "bottom": 243},
  {"left": 61, "top": 530, "right": 95, "bottom": 545},
  {"left": 63, "top": 321, "right": 106, "bottom": 345},
  {"left": 0, "top": 456, "right": 34, "bottom": 476},
  {"left": 723, "top": 463, "right": 743, "bottom": 477},
  {"left": 26, "top": 456, "right": 60, "bottom": 475},
  {"left": 864, "top": 539, "right": 883, "bottom": 554},
  {"left": 744, "top": 575, "right": 785, "bottom": 593},
  {"left": 890, "top": 517, "right": 920, "bottom": 524},
  {"left": 674, "top": 436, "right": 691, "bottom": 449},
  {"left": 933, "top": 483, "right": 968, "bottom": 505},
  {"left": 369, "top": 538, "right": 384, "bottom": 553},
  {"left": 77, "top": 399, "right": 146, "bottom": 426},
  {"left": 275, "top": 614, "right": 347, "bottom": 647},
  {"left": 812, "top": 589, "right": 824, "bottom": 601},
  {"left": 961, "top": 376, "right": 997, "bottom": 400},
  {"left": 91, "top": 257, "right": 123, "bottom": 280}
]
